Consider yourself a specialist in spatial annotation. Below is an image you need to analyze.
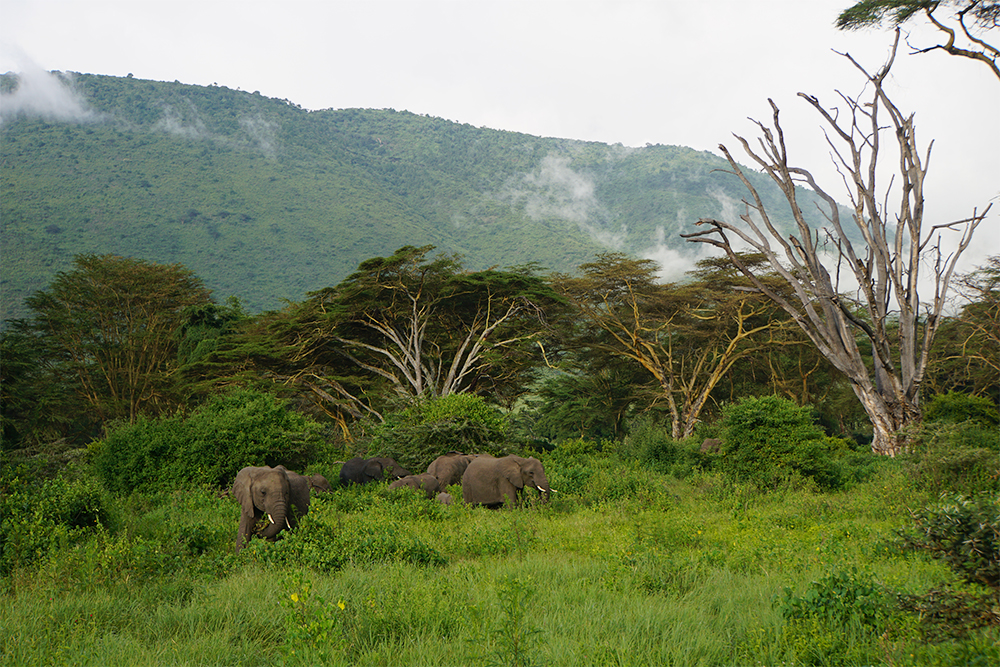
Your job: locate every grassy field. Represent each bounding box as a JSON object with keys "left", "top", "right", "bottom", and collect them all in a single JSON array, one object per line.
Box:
[{"left": 1, "top": 455, "right": 996, "bottom": 667}]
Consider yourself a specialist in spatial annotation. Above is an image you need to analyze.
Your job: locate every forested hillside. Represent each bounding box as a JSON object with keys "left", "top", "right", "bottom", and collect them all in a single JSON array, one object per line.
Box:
[{"left": 1, "top": 71, "right": 835, "bottom": 321}]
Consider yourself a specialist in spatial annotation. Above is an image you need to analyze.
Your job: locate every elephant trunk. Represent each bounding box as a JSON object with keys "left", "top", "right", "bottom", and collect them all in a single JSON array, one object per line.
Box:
[{"left": 260, "top": 501, "right": 290, "bottom": 540}]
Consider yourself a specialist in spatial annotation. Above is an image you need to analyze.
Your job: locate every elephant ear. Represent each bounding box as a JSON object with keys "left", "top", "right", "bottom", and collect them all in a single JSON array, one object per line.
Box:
[
  {"left": 364, "top": 459, "right": 384, "bottom": 480},
  {"left": 501, "top": 458, "right": 525, "bottom": 489},
  {"left": 233, "top": 468, "right": 256, "bottom": 517}
]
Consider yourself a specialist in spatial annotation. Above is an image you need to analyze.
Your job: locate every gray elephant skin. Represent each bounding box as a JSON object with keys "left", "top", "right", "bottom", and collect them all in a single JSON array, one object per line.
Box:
[
  {"left": 462, "top": 455, "right": 551, "bottom": 508},
  {"left": 389, "top": 473, "right": 442, "bottom": 499},
  {"left": 339, "top": 456, "right": 412, "bottom": 486},
  {"left": 232, "top": 466, "right": 289, "bottom": 550},
  {"left": 426, "top": 452, "right": 476, "bottom": 487}
]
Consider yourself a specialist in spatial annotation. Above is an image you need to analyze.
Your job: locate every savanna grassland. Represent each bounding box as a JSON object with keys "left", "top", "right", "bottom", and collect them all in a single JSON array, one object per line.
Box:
[{"left": 2, "top": 442, "right": 997, "bottom": 667}]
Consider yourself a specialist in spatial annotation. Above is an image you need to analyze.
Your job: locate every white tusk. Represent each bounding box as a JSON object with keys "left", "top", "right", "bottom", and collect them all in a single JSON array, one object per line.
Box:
[
  {"left": 285, "top": 518, "right": 292, "bottom": 530},
  {"left": 267, "top": 513, "right": 275, "bottom": 524},
  {"left": 548, "top": 488, "right": 558, "bottom": 493}
]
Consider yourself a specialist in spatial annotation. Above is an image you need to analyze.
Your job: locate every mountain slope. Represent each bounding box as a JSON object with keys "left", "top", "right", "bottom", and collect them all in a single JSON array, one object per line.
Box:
[{"left": 1, "top": 72, "right": 833, "bottom": 322}]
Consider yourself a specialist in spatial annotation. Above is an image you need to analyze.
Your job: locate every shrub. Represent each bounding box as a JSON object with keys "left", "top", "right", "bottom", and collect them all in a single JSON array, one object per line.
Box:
[
  {"left": 367, "top": 394, "right": 510, "bottom": 472},
  {"left": 897, "top": 493, "right": 1000, "bottom": 592},
  {"left": 720, "top": 395, "right": 844, "bottom": 490},
  {"left": 924, "top": 391, "right": 999, "bottom": 428},
  {"left": 92, "top": 388, "right": 327, "bottom": 494},
  {"left": 904, "top": 421, "right": 999, "bottom": 494},
  {"left": 0, "top": 473, "right": 113, "bottom": 576}
]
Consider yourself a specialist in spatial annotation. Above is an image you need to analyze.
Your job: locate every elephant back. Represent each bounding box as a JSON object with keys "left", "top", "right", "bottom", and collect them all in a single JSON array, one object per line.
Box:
[{"left": 427, "top": 452, "right": 475, "bottom": 487}]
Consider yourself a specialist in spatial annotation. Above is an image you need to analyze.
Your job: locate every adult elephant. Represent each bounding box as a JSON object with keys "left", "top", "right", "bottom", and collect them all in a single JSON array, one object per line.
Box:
[
  {"left": 426, "top": 452, "right": 476, "bottom": 487},
  {"left": 232, "top": 465, "right": 297, "bottom": 551},
  {"left": 339, "top": 456, "right": 411, "bottom": 486},
  {"left": 388, "top": 473, "right": 441, "bottom": 499},
  {"left": 462, "top": 455, "right": 551, "bottom": 508}
]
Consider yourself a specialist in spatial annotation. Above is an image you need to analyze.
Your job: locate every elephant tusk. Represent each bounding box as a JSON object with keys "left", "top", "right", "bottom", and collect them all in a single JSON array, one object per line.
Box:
[
  {"left": 267, "top": 514, "right": 275, "bottom": 524},
  {"left": 285, "top": 517, "right": 292, "bottom": 530}
]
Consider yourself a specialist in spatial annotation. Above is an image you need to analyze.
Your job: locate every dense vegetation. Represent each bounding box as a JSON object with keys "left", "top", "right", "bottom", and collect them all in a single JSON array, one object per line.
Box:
[
  {"left": 2, "top": 60, "right": 997, "bottom": 666},
  {"left": 1, "top": 243, "right": 996, "bottom": 665},
  {"left": 1, "top": 71, "right": 840, "bottom": 322}
]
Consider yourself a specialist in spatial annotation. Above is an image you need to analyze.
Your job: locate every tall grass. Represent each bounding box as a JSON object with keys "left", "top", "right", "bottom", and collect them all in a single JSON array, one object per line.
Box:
[{"left": 2, "top": 459, "right": 997, "bottom": 666}]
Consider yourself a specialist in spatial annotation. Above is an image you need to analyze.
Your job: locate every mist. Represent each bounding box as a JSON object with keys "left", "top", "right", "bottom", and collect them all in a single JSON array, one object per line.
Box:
[{"left": 0, "top": 57, "right": 94, "bottom": 124}]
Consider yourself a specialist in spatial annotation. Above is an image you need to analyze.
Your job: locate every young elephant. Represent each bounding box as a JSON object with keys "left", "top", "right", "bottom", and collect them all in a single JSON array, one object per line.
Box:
[
  {"left": 339, "top": 456, "right": 411, "bottom": 486},
  {"left": 232, "top": 466, "right": 295, "bottom": 551},
  {"left": 426, "top": 452, "right": 476, "bottom": 487},
  {"left": 462, "top": 455, "right": 551, "bottom": 508},
  {"left": 388, "top": 473, "right": 441, "bottom": 499}
]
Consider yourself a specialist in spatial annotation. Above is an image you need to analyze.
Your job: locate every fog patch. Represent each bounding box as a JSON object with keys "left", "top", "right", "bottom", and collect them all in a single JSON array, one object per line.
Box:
[
  {"left": 503, "top": 154, "right": 626, "bottom": 249},
  {"left": 0, "top": 63, "right": 96, "bottom": 125},
  {"left": 153, "top": 101, "right": 209, "bottom": 139},
  {"left": 239, "top": 115, "right": 279, "bottom": 158},
  {"left": 641, "top": 225, "right": 715, "bottom": 282}
]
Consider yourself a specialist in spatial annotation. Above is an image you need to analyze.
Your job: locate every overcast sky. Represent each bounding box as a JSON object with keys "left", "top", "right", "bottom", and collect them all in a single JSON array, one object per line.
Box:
[{"left": 2, "top": 0, "right": 998, "bottom": 270}]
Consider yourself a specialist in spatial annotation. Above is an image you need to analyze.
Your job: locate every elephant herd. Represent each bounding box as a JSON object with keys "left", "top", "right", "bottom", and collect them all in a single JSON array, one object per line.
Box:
[{"left": 233, "top": 452, "right": 551, "bottom": 550}]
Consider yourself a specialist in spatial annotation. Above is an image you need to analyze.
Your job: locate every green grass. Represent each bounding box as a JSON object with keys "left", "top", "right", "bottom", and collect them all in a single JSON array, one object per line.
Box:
[{"left": 2, "top": 461, "right": 997, "bottom": 667}]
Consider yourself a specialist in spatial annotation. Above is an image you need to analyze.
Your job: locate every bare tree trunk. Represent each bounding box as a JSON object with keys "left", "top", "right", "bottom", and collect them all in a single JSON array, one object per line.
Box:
[{"left": 683, "top": 32, "right": 987, "bottom": 455}]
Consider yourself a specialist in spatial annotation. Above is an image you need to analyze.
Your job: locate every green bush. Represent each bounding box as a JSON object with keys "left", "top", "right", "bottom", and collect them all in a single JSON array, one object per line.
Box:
[
  {"left": 720, "top": 395, "right": 845, "bottom": 490},
  {"left": 898, "top": 493, "right": 1000, "bottom": 592},
  {"left": 0, "top": 473, "right": 112, "bottom": 576},
  {"left": 924, "top": 391, "right": 999, "bottom": 428},
  {"left": 91, "top": 388, "right": 327, "bottom": 494},
  {"left": 367, "top": 394, "right": 510, "bottom": 472},
  {"left": 905, "top": 421, "right": 1000, "bottom": 494}
]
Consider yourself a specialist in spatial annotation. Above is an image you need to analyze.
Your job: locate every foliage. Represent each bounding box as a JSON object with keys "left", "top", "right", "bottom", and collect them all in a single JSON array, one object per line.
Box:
[
  {"left": 91, "top": 387, "right": 326, "bottom": 494},
  {"left": 898, "top": 493, "right": 1000, "bottom": 591},
  {"left": 2, "top": 72, "right": 831, "bottom": 325},
  {"left": 479, "top": 575, "right": 544, "bottom": 667},
  {"left": 836, "top": 0, "right": 1000, "bottom": 80},
  {"left": 0, "top": 471, "right": 112, "bottom": 576},
  {"left": 924, "top": 390, "right": 999, "bottom": 427},
  {"left": 627, "top": 417, "right": 709, "bottom": 479},
  {"left": 720, "top": 395, "right": 848, "bottom": 490},
  {"left": 24, "top": 254, "right": 212, "bottom": 425},
  {"left": 366, "top": 393, "right": 510, "bottom": 472},
  {"left": 554, "top": 253, "right": 779, "bottom": 440},
  {"left": 904, "top": 419, "right": 999, "bottom": 494}
]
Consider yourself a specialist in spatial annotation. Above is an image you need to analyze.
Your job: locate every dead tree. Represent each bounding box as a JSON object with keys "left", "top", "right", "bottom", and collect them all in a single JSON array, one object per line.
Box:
[{"left": 683, "top": 32, "right": 988, "bottom": 455}]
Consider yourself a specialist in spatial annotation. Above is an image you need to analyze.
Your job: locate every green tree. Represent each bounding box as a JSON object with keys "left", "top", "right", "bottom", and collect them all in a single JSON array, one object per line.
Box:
[
  {"left": 836, "top": 1, "right": 1000, "bottom": 80},
  {"left": 555, "top": 253, "right": 779, "bottom": 439},
  {"left": 25, "top": 254, "right": 212, "bottom": 424},
  {"left": 290, "top": 246, "right": 566, "bottom": 411}
]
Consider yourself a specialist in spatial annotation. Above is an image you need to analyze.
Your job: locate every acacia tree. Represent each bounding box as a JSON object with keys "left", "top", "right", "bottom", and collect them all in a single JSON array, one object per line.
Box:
[
  {"left": 683, "top": 34, "right": 988, "bottom": 455},
  {"left": 555, "top": 253, "right": 778, "bottom": 439},
  {"left": 837, "top": 0, "right": 999, "bottom": 80},
  {"left": 25, "top": 254, "right": 212, "bottom": 424},
  {"left": 279, "top": 246, "right": 564, "bottom": 422}
]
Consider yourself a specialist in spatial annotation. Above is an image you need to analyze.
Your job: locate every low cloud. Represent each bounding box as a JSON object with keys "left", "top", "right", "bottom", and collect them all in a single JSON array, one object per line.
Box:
[
  {"left": 240, "top": 115, "right": 279, "bottom": 158},
  {"left": 503, "top": 154, "right": 627, "bottom": 249},
  {"left": 0, "top": 58, "right": 96, "bottom": 124},
  {"left": 153, "top": 101, "right": 209, "bottom": 138}
]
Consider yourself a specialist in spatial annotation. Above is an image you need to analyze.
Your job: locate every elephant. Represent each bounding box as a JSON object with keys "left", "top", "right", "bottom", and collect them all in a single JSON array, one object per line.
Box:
[
  {"left": 339, "top": 456, "right": 412, "bottom": 486},
  {"left": 426, "top": 451, "right": 477, "bottom": 487},
  {"left": 462, "top": 455, "right": 551, "bottom": 508},
  {"left": 436, "top": 492, "right": 454, "bottom": 506},
  {"left": 276, "top": 465, "right": 332, "bottom": 511},
  {"left": 388, "top": 473, "right": 441, "bottom": 499},
  {"left": 233, "top": 465, "right": 297, "bottom": 551}
]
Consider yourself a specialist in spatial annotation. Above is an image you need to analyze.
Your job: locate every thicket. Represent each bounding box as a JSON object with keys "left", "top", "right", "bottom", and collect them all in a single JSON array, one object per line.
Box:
[{"left": 91, "top": 388, "right": 329, "bottom": 494}]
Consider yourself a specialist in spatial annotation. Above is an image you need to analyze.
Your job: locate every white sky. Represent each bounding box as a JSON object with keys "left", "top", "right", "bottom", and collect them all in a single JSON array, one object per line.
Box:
[{"left": 2, "top": 0, "right": 998, "bottom": 271}]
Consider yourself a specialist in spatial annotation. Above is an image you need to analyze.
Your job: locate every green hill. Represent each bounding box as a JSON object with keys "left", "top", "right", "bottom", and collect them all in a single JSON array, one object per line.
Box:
[{"left": 1, "top": 72, "right": 833, "bottom": 321}]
